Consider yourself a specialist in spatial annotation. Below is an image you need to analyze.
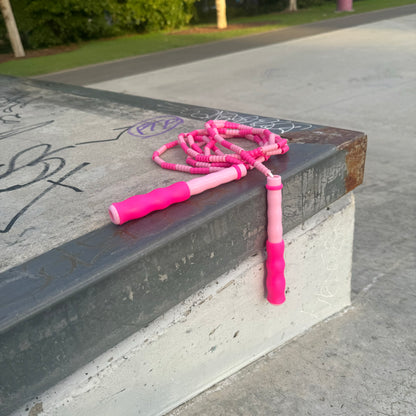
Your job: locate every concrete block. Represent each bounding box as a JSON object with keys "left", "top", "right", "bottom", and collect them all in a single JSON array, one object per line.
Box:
[
  {"left": 12, "top": 193, "right": 355, "bottom": 416},
  {"left": 0, "top": 76, "right": 366, "bottom": 414}
]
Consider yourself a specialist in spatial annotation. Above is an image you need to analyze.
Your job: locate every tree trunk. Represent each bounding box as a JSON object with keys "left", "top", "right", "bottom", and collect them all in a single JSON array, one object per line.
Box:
[
  {"left": 288, "top": 0, "right": 297, "bottom": 12},
  {"left": 215, "top": 0, "right": 227, "bottom": 29},
  {"left": 0, "top": 0, "right": 25, "bottom": 57}
]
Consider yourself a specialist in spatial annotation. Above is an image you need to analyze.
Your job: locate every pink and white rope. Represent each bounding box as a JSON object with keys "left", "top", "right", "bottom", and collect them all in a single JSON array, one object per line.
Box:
[{"left": 152, "top": 120, "right": 289, "bottom": 178}]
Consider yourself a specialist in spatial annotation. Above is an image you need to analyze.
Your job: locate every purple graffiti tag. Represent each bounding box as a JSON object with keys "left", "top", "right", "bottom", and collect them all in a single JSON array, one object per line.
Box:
[{"left": 128, "top": 116, "right": 184, "bottom": 138}]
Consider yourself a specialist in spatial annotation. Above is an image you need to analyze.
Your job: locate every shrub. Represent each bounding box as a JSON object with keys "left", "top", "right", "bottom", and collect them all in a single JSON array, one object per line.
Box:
[
  {"left": 0, "top": 0, "right": 119, "bottom": 49},
  {"left": 120, "top": 0, "right": 196, "bottom": 32}
]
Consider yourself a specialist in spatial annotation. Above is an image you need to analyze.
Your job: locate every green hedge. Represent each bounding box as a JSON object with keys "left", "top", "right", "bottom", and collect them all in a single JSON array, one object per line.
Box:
[
  {"left": 0, "top": 0, "right": 335, "bottom": 51},
  {"left": 0, "top": 0, "right": 117, "bottom": 49},
  {"left": 120, "top": 0, "right": 196, "bottom": 32},
  {"left": 0, "top": 0, "right": 196, "bottom": 50}
]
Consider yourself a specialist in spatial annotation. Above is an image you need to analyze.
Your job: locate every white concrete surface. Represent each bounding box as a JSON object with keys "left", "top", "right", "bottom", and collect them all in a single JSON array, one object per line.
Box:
[
  {"left": 88, "top": 14, "right": 416, "bottom": 135},
  {"left": 14, "top": 193, "right": 354, "bottom": 416}
]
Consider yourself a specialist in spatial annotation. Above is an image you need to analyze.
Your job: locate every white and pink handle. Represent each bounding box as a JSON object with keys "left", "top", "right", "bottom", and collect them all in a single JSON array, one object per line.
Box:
[
  {"left": 109, "top": 164, "right": 247, "bottom": 225},
  {"left": 265, "top": 175, "right": 286, "bottom": 304}
]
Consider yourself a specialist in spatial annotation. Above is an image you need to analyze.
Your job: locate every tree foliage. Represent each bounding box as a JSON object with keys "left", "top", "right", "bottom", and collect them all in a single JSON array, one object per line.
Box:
[
  {"left": 0, "top": 0, "right": 334, "bottom": 51},
  {"left": 0, "top": 0, "right": 196, "bottom": 50},
  {"left": 121, "top": 0, "right": 195, "bottom": 32}
]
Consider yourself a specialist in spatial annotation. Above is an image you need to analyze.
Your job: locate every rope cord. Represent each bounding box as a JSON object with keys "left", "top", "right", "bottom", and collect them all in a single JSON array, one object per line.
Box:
[{"left": 152, "top": 120, "right": 289, "bottom": 178}]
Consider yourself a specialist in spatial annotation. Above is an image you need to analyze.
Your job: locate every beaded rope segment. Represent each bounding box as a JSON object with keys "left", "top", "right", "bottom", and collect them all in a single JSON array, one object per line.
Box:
[{"left": 152, "top": 120, "right": 289, "bottom": 177}]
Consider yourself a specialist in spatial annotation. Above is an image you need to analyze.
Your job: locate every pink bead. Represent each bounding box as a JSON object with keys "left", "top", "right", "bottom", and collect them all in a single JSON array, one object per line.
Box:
[
  {"left": 191, "top": 143, "right": 203, "bottom": 153},
  {"left": 190, "top": 167, "right": 210, "bottom": 174},
  {"left": 166, "top": 140, "right": 179, "bottom": 149}
]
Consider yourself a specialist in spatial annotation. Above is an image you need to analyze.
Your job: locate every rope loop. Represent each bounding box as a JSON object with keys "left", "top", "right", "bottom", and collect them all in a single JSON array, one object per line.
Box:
[{"left": 152, "top": 120, "right": 289, "bottom": 177}]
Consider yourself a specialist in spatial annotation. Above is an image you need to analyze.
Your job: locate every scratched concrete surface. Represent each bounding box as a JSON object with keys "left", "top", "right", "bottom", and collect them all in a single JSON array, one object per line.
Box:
[
  {"left": 0, "top": 82, "right": 199, "bottom": 273},
  {"left": 87, "top": 12, "right": 416, "bottom": 416},
  {"left": 0, "top": 80, "right": 321, "bottom": 274}
]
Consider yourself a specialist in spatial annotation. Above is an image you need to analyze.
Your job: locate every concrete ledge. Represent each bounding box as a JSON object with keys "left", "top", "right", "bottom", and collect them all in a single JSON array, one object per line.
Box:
[
  {"left": 12, "top": 193, "right": 355, "bottom": 416},
  {"left": 0, "top": 76, "right": 366, "bottom": 414}
]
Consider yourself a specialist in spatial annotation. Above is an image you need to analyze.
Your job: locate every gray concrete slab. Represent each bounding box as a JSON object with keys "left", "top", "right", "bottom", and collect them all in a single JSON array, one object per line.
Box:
[
  {"left": 83, "top": 11, "right": 415, "bottom": 416},
  {"left": 0, "top": 79, "right": 195, "bottom": 273},
  {"left": 0, "top": 77, "right": 326, "bottom": 275},
  {"left": 1, "top": 76, "right": 367, "bottom": 415}
]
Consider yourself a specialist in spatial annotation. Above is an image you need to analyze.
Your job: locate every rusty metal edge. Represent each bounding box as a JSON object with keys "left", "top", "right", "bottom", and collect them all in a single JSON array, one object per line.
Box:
[{"left": 284, "top": 126, "right": 367, "bottom": 193}]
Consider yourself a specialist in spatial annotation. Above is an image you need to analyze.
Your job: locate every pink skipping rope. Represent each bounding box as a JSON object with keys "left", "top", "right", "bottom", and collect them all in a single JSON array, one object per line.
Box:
[{"left": 109, "top": 120, "right": 289, "bottom": 304}]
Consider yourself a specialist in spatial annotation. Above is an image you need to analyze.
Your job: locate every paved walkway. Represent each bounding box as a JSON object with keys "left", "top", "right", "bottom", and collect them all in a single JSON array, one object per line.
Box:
[
  {"left": 37, "top": 5, "right": 415, "bottom": 86},
  {"left": 40, "top": 6, "right": 416, "bottom": 415}
]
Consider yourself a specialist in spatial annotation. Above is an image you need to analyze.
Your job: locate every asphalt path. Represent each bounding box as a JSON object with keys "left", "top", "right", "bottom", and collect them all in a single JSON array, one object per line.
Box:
[{"left": 37, "top": 4, "right": 416, "bottom": 86}]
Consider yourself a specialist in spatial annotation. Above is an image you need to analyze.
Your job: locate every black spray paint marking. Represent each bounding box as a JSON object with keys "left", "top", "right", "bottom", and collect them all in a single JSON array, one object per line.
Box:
[
  {"left": 0, "top": 144, "right": 75, "bottom": 192},
  {"left": 0, "top": 92, "right": 89, "bottom": 233},
  {"left": 0, "top": 93, "right": 41, "bottom": 124},
  {"left": 0, "top": 162, "right": 90, "bottom": 233},
  {"left": 76, "top": 126, "right": 131, "bottom": 145},
  {"left": 0, "top": 92, "right": 55, "bottom": 140},
  {"left": 0, "top": 142, "right": 89, "bottom": 232},
  {"left": 0, "top": 121, "right": 55, "bottom": 141}
]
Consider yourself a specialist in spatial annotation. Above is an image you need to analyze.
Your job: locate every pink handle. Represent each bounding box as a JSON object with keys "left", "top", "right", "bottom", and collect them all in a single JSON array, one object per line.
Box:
[
  {"left": 266, "top": 176, "right": 283, "bottom": 243},
  {"left": 187, "top": 164, "right": 247, "bottom": 196},
  {"left": 109, "top": 181, "right": 191, "bottom": 225},
  {"left": 266, "top": 175, "right": 286, "bottom": 304},
  {"left": 266, "top": 240, "right": 286, "bottom": 304}
]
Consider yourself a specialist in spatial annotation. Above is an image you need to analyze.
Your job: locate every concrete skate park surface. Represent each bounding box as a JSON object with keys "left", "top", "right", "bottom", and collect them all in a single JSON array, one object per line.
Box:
[
  {"left": 2, "top": 5, "right": 415, "bottom": 415},
  {"left": 82, "top": 7, "right": 414, "bottom": 416},
  {"left": 0, "top": 75, "right": 365, "bottom": 414}
]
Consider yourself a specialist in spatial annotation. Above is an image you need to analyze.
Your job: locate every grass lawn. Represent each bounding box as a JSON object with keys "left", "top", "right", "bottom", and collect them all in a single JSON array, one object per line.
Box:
[{"left": 0, "top": 0, "right": 415, "bottom": 77}]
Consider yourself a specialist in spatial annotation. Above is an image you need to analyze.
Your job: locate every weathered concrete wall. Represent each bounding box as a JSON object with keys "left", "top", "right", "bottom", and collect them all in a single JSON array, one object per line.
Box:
[{"left": 12, "top": 194, "right": 354, "bottom": 416}]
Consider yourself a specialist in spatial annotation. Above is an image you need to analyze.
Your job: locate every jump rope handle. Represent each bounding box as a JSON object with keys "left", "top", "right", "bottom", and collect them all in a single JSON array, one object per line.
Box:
[
  {"left": 265, "top": 176, "right": 286, "bottom": 304},
  {"left": 109, "top": 164, "right": 247, "bottom": 225},
  {"left": 109, "top": 181, "right": 191, "bottom": 225},
  {"left": 108, "top": 166, "right": 285, "bottom": 305}
]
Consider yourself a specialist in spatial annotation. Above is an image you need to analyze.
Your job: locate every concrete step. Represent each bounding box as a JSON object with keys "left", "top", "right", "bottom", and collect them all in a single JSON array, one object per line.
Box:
[
  {"left": 0, "top": 76, "right": 366, "bottom": 415},
  {"left": 13, "top": 194, "right": 355, "bottom": 416}
]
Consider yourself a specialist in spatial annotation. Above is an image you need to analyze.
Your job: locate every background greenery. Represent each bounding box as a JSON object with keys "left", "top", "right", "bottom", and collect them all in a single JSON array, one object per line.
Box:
[
  {"left": 0, "top": 0, "right": 335, "bottom": 51},
  {"left": 0, "top": 0, "right": 196, "bottom": 50},
  {"left": 0, "top": 0, "right": 415, "bottom": 77}
]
